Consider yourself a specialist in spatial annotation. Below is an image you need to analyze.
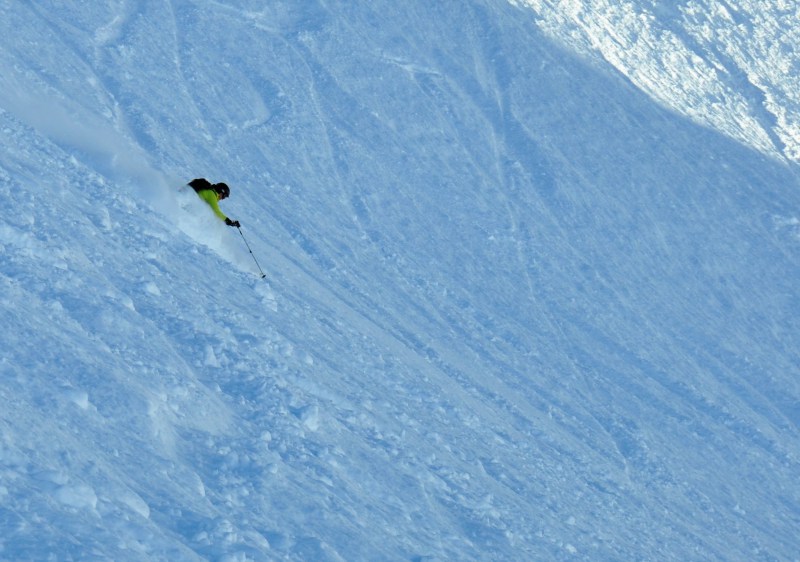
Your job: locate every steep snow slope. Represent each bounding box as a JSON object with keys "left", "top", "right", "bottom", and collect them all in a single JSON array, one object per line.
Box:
[
  {"left": 2, "top": 0, "right": 800, "bottom": 560},
  {"left": 513, "top": 0, "right": 800, "bottom": 160}
]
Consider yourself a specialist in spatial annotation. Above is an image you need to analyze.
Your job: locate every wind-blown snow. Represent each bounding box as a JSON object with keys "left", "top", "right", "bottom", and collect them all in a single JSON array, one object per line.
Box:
[
  {"left": 512, "top": 0, "right": 800, "bottom": 161},
  {"left": 1, "top": 1, "right": 799, "bottom": 560}
]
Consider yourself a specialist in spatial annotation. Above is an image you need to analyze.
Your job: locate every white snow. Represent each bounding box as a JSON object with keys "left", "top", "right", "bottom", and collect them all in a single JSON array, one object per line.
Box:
[
  {"left": 511, "top": 0, "right": 800, "bottom": 161},
  {"left": 1, "top": 0, "right": 799, "bottom": 560}
]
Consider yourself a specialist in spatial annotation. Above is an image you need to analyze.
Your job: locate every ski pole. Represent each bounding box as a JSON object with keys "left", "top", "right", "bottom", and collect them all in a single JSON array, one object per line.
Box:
[{"left": 237, "top": 227, "right": 267, "bottom": 279}]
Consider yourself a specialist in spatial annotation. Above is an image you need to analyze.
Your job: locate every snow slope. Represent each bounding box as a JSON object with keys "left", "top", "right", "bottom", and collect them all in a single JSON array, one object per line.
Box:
[
  {"left": 1, "top": 0, "right": 799, "bottom": 560},
  {"left": 513, "top": 0, "right": 800, "bottom": 161}
]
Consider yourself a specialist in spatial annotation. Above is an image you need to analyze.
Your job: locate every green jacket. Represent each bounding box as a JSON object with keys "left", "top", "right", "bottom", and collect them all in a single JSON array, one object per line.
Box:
[{"left": 197, "top": 188, "right": 228, "bottom": 221}]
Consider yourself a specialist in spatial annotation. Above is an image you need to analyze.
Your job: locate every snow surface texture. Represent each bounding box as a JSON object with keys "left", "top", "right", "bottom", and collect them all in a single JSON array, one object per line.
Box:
[
  {"left": 1, "top": 1, "right": 799, "bottom": 560},
  {"left": 512, "top": 0, "right": 800, "bottom": 161}
]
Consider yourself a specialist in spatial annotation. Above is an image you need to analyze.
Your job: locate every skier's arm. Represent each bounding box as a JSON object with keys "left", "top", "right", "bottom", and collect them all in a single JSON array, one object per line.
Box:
[{"left": 198, "top": 190, "right": 229, "bottom": 221}]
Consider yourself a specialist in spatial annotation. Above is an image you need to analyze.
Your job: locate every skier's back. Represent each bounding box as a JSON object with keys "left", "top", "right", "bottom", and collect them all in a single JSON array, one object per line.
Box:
[{"left": 188, "top": 178, "right": 240, "bottom": 227}]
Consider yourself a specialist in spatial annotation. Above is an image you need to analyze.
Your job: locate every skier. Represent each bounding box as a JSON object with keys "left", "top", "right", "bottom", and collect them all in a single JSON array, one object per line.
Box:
[
  {"left": 186, "top": 177, "right": 267, "bottom": 278},
  {"left": 188, "top": 178, "right": 240, "bottom": 227}
]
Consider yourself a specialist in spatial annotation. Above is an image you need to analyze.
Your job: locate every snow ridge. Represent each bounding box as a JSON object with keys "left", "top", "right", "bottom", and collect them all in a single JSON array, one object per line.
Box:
[{"left": 512, "top": 0, "right": 800, "bottom": 161}]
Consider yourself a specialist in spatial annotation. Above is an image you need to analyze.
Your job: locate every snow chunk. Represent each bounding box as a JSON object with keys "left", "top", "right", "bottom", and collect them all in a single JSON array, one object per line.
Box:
[
  {"left": 255, "top": 282, "right": 278, "bottom": 311},
  {"left": 119, "top": 490, "right": 150, "bottom": 519},
  {"left": 55, "top": 483, "right": 97, "bottom": 510},
  {"left": 143, "top": 281, "right": 161, "bottom": 296},
  {"left": 204, "top": 345, "right": 220, "bottom": 367},
  {"left": 293, "top": 404, "right": 320, "bottom": 432},
  {"left": 65, "top": 389, "right": 90, "bottom": 410}
]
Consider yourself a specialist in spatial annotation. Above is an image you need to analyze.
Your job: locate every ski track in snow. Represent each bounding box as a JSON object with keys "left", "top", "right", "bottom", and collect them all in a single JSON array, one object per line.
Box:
[{"left": 1, "top": 0, "right": 800, "bottom": 560}]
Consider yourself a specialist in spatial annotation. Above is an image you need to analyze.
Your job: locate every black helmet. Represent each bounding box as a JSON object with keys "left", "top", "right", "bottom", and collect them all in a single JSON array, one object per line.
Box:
[{"left": 214, "top": 182, "right": 230, "bottom": 199}]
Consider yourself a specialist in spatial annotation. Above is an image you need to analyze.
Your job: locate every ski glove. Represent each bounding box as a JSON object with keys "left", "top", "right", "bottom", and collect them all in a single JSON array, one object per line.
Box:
[{"left": 225, "top": 218, "right": 241, "bottom": 228}]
